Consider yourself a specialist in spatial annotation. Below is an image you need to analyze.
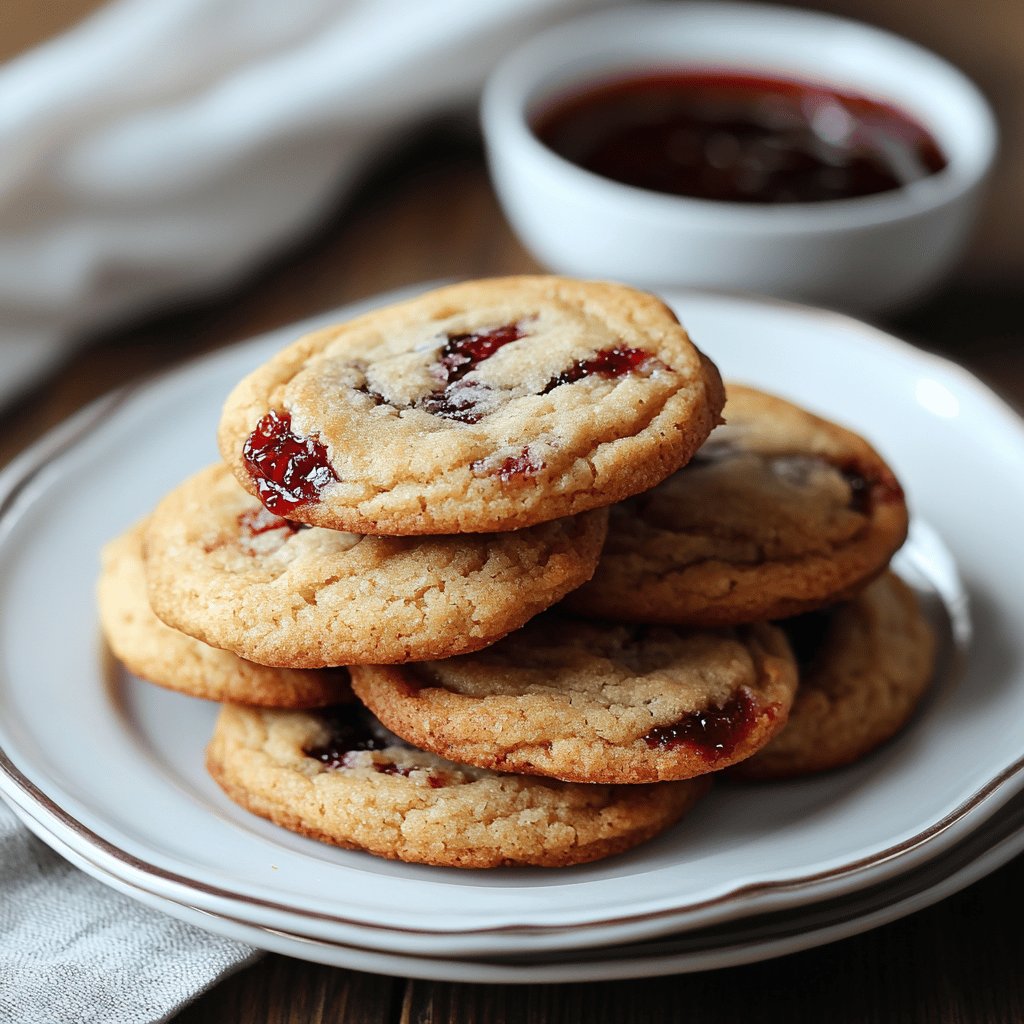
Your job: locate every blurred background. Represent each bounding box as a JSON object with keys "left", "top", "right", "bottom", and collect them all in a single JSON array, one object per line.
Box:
[{"left": 0, "top": 0, "right": 1019, "bottom": 459}]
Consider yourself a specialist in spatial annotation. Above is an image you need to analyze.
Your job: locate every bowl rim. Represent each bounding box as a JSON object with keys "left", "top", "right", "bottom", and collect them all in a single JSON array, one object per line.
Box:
[{"left": 481, "top": 1, "right": 998, "bottom": 230}]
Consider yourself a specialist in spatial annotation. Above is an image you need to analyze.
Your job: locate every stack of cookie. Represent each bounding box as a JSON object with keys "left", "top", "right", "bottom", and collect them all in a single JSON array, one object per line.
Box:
[
  {"left": 564, "top": 384, "right": 936, "bottom": 781},
  {"left": 98, "top": 276, "right": 934, "bottom": 870}
]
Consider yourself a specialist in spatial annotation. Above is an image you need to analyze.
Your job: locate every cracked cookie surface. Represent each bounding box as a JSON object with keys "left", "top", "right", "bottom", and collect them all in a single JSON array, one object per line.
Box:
[
  {"left": 350, "top": 615, "right": 797, "bottom": 784},
  {"left": 144, "top": 464, "right": 607, "bottom": 668},
  {"left": 207, "top": 702, "right": 709, "bottom": 868},
  {"left": 733, "top": 572, "right": 935, "bottom": 779},
  {"left": 99, "top": 523, "right": 347, "bottom": 706},
  {"left": 217, "top": 276, "right": 724, "bottom": 534},
  {"left": 567, "top": 385, "right": 908, "bottom": 625}
]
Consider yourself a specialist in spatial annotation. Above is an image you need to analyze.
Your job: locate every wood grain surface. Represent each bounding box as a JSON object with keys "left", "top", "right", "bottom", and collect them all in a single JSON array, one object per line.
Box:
[{"left": 3, "top": 132, "right": 1022, "bottom": 1024}]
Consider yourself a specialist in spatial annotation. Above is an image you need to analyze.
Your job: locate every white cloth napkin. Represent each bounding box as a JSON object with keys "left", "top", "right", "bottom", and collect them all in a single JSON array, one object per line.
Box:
[
  {"left": 0, "top": 802, "right": 259, "bottom": 1023},
  {"left": 0, "top": 1, "right": 605, "bottom": 1020},
  {"left": 0, "top": 0, "right": 602, "bottom": 404}
]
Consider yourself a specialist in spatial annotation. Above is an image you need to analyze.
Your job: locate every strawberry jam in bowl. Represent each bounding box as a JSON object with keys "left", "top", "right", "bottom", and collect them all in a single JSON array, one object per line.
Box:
[
  {"left": 532, "top": 70, "right": 948, "bottom": 206},
  {"left": 482, "top": 3, "right": 996, "bottom": 314}
]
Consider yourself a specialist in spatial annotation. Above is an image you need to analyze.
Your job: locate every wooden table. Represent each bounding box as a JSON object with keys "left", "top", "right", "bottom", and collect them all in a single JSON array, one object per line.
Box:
[{"left": 4, "top": 134, "right": 1022, "bottom": 1023}]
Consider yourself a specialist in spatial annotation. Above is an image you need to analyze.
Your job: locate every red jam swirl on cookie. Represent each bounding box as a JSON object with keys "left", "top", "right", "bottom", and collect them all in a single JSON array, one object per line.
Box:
[
  {"left": 394, "top": 332, "right": 664, "bottom": 426},
  {"left": 304, "top": 707, "right": 448, "bottom": 787},
  {"left": 439, "top": 323, "right": 527, "bottom": 383},
  {"left": 643, "top": 689, "right": 761, "bottom": 760},
  {"left": 304, "top": 706, "right": 391, "bottom": 767},
  {"left": 419, "top": 322, "right": 528, "bottom": 424},
  {"left": 242, "top": 410, "right": 338, "bottom": 514},
  {"left": 424, "top": 334, "right": 664, "bottom": 422},
  {"left": 543, "top": 346, "right": 660, "bottom": 393}
]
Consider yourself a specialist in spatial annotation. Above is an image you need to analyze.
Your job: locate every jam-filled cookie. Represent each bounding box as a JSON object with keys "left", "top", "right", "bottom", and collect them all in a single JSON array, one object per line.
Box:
[
  {"left": 567, "top": 385, "right": 908, "bottom": 625},
  {"left": 207, "top": 702, "right": 709, "bottom": 868},
  {"left": 98, "top": 524, "right": 346, "bottom": 707},
  {"left": 217, "top": 276, "right": 724, "bottom": 534},
  {"left": 733, "top": 572, "right": 935, "bottom": 780},
  {"left": 349, "top": 614, "right": 796, "bottom": 784},
  {"left": 144, "top": 464, "right": 606, "bottom": 668}
]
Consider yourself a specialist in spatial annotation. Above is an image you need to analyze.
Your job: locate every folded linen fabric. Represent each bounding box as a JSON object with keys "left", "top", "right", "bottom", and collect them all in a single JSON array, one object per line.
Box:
[
  {"left": 0, "top": 801, "right": 259, "bottom": 1024},
  {"left": 0, "top": 0, "right": 602, "bottom": 403}
]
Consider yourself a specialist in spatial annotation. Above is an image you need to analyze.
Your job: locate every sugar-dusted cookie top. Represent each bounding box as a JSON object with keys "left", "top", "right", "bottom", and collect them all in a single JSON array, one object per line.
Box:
[
  {"left": 207, "top": 703, "right": 708, "bottom": 868},
  {"left": 99, "top": 523, "right": 347, "bottom": 707},
  {"left": 218, "top": 276, "right": 724, "bottom": 534},
  {"left": 144, "top": 464, "right": 606, "bottom": 668},
  {"left": 350, "top": 615, "right": 796, "bottom": 784},
  {"left": 733, "top": 572, "right": 935, "bottom": 780},
  {"left": 568, "top": 384, "right": 908, "bottom": 625}
]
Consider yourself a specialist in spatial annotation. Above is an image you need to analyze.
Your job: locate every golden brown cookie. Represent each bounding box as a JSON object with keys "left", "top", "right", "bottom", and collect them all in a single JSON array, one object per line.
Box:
[
  {"left": 144, "top": 464, "right": 607, "bottom": 668},
  {"left": 733, "top": 572, "right": 935, "bottom": 779},
  {"left": 217, "top": 276, "right": 724, "bottom": 534},
  {"left": 350, "top": 615, "right": 797, "bottom": 784},
  {"left": 567, "top": 384, "right": 908, "bottom": 625},
  {"left": 98, "top": 523, "right": 346, "bottom": 707},
  {"left": 207, "top": 703, "right": 709, "bottom": 868}
]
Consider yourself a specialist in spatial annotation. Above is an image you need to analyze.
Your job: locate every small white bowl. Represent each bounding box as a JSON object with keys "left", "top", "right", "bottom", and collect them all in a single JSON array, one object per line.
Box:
[{"left": 482, "top": 2, "right": 997, "bottom": 315}]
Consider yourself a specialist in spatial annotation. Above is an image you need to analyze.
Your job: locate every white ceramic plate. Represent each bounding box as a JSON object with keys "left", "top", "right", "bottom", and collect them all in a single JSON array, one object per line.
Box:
[{"left": 1, "top": 287, "right": 1023, "bottom": 960}]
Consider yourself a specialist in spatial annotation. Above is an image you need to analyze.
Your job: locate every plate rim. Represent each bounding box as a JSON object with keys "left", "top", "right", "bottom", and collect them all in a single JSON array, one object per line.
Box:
[{"left": 7, "top": 771, "right": 1024, "bottom": 982}]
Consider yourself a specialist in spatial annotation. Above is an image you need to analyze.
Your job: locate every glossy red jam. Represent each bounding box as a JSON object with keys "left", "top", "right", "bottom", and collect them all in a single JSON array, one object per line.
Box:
[
  {"left": 544, "top": 346, "right": 656, "bottom": 393},
  {"left": 534, "top": 71, "right": 947, "bottom": 204},
  {"left": 242, "top": 410, "right": 338, "bottom": 515},
  {"left": 643, "top": 689, "right": 760, "bottom": 760},
  {"left": 420, "top": 322, "right": 527, "bottom": 423},
  {"left": 439, "top": 324, "right": 526, "bottom": 383}
]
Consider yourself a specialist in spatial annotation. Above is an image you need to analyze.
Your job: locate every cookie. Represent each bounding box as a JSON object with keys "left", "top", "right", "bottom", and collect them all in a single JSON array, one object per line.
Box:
[
  {"left": 144, "top": 464, "right": 607, "bottom": 668},
  {"left": 567, "top": 384, "right": 908, "bottom": 625},
  {"left": 217, "top": 276, "right": 724, "bottom": 534},
  {"left": 98, "top": 524, "right": 346, "bottom": 707},
  {"left": 349, "top": 615, "right": 797, "bottom": 784},
  {"left": 733, "top": 572, "right": 935, "bottom": 779},
  {"left": 206, "top": 702, "right": 709, "bottom": 868}
]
